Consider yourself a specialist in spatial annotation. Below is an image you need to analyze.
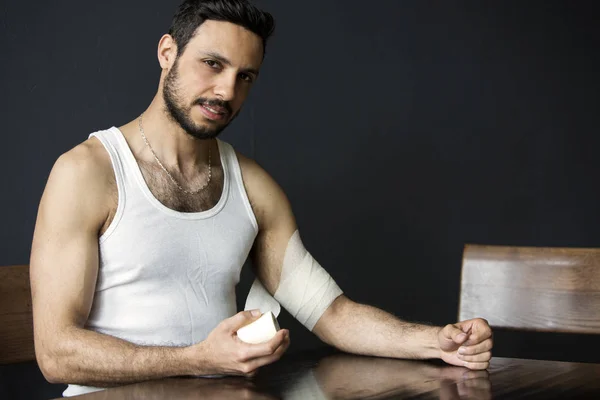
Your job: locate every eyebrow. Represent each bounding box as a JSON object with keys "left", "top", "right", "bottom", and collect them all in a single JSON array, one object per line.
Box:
[{"left": 200, "top": 51, "right": 260, "bottom": 76}]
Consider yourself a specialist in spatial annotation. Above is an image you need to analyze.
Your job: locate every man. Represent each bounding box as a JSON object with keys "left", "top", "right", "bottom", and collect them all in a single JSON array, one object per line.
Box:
[{"left": 30, "top": 0, "right": 493, "bottom": 396}]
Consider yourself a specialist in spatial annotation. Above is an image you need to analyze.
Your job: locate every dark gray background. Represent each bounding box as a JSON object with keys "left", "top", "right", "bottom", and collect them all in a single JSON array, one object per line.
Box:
[{"left": 1, "top": 0, "right": 599, "bottom": 398}]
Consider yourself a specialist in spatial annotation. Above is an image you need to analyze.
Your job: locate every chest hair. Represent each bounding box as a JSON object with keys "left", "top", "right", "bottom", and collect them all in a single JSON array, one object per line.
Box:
[{"left": 137, "top": 160, "right": 224, "bottom": 213}]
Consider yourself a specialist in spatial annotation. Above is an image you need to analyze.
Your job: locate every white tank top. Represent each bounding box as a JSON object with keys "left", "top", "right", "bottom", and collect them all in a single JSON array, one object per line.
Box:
[{"left": 64, "top": 127, "right": 258, "bottom": 397}]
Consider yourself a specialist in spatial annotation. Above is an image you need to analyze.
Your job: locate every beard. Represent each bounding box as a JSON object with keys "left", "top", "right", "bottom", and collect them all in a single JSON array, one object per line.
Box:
[{"left": 162, "top": 59, "right": 239, "bottom": 140}]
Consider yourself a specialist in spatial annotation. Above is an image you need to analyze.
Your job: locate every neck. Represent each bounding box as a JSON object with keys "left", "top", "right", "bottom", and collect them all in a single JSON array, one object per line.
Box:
[{"left": 137, "top": 95, "right": 212, "bottom": 177}]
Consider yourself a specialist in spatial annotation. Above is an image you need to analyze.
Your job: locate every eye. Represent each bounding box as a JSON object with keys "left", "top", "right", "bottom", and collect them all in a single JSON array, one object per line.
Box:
[
  {"left": 239, "top": 73, "right": 254, "bottom": 83},
  {"left": 204, "top": 60, "right": 221, "bottom": 69}
]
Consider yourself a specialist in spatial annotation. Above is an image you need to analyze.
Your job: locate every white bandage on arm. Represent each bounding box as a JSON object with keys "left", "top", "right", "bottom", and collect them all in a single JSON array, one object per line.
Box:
[{"left": 245, "top": 230, "right": 343, "bottom": 331}]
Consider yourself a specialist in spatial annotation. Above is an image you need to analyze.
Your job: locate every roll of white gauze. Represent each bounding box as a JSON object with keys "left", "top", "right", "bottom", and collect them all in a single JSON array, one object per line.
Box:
[{"left": 236, "top": 311, "right": 281, "bottom": 344}]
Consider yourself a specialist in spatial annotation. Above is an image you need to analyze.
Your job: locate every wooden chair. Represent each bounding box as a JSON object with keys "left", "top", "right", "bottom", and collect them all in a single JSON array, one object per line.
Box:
[
  {"left": 458, "top": 244, "right": 600, "bottom": 334},
  {"left": 0, "top": 265, "right": 36, "bottom": 364}
]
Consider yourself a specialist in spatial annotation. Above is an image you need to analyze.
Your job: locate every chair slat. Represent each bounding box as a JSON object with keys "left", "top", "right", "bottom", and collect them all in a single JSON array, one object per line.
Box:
[{"left": 459, "top": 245, "right": 600, "bottom": 334}]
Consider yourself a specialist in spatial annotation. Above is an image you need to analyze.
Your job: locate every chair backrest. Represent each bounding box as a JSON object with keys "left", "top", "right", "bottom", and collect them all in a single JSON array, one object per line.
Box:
[
  {"left": 458, "top": 244, "right": 600, "bottom": 334},
  {"left": 0, "top": 265, "right": 36, "bottom": 363}
]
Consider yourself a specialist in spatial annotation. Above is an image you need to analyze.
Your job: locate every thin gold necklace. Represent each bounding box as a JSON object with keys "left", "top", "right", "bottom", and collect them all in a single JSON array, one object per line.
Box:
[{"left": 138, "top": 113, "right": 212, "bottom": 195}]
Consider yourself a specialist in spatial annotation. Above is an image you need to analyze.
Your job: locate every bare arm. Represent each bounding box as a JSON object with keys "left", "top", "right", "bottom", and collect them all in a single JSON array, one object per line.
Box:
[
  {"left": 237, "top": 154, "right": 439, "bottom": 357},
  {"left": 236, "top": 154, "right": 297, "bottom": 294},
  {"left": 31, "top": 142, "right": 288, "bottom": 386},
  {"left": 237, "top": 153, "right": 492, "bottom": 369},
  {"left": 313, "top": 296, "right": 441, "bottom": 359},
  {"left": 313, "top": 298, "right": 493, "bottom": 369},
  {"left": 30, "top": 142, "right": 199, "bottom": 386}
]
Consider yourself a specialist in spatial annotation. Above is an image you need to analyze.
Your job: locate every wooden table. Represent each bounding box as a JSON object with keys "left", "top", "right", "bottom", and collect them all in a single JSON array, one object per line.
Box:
[{"left": 54, "top": 348, "right": 600, "bottom": 399}]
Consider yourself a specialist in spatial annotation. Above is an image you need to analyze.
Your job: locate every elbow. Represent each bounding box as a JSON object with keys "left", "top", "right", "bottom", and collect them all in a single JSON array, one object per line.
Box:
[
  {"left": 35, "top": 337, "right": 72, "bottom": 384},
  {"left": 34, "top": 323, "right": 84, "bottom": 384},
  {"left": 313, "top": 295, "right": 355, "bottom": 346},
  {"left": 37, "top": 351, "right": 64, "bottom": 384}
]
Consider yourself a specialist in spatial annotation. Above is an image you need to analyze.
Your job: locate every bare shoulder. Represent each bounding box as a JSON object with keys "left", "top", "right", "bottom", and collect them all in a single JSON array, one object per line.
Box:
[
  {"left": 42, "top": 136, "right": 115, "bottom": 229},
  {"left": 234, "top": 150, "right": 295, "bottom": 230},
  {"left": 53, "top": 136, "right": 112, "bottom": 179},
  {"left": 234, "top": 151, "right": 272, "bottom": 189}
]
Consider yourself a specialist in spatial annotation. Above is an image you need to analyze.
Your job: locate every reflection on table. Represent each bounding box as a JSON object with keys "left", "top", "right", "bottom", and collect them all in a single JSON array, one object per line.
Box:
[
  {"left": 55, "top": 348, "right": 600, "bottom": 399},
  {"left": 280, "top": 352, "right": 491, "bottom": 400}
]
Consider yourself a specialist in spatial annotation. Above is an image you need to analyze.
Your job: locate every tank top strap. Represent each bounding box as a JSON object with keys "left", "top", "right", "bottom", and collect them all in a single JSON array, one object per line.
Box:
[
  {"left": 217, "top": 140, "right": 259, "bottom": 233},
  {"left": 89, "top": 127, "right": 138, "bottom": 241},
  {"left": 89, "top": 127, "right": 140, "bottom": 188}
]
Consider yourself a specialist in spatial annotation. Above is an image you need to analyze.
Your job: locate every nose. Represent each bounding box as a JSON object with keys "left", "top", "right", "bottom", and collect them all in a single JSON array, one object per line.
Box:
[{"left": 213, "top": 72, "right": 237, "bottom": 101}]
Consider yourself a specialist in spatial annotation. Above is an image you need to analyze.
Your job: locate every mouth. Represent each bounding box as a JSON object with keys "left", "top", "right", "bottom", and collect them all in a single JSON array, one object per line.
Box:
[{"left": 199, "top": 104, "right": 228, "bottom": 121}]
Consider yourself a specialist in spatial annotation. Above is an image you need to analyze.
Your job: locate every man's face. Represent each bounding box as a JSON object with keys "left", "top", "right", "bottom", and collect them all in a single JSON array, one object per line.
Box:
[{"left": 162, "top": 20, "right": 264, "bottom": 139}]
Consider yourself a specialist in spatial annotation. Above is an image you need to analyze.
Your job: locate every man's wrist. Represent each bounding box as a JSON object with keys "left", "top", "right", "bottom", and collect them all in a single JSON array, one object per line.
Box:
[
  {"left": 424, "top": 326, "right": 442, "bottom": 360},
  {"left": 180, "top": 343, "right": 207, "bottom": 376}
]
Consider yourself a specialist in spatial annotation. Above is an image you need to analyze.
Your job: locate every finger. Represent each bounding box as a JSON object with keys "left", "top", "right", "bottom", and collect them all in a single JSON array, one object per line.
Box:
[
  {"left": 458, "top": 338, "right": 493, "bottom": 356},
  {"left": 274, "top": 331, "right": 291, "bottom": 354},
  {"left": 463, "top": 361, "right": 490, "bottom": 370},
  {"left": 441, "top": 324, "right": 470, "bottom": 347},
  {"left": 457, "top": 351, "right": 492, "bottom": 363},
  {"left": 244, "top": 370, "right": 258, "bottom": 379},
  {"left": 260, "top": 336, "right": 290, "bottom": 364},
  {"left": 244, "top": 331, "right": 290, "bottom": 369},
  {"left": 223, "top": 310, "right": 262, "bottom": 332},
  {"left": 461, "top": 319, "right": 493, "bottom": 346},
  {"left": 237, "top": 330, "right": 289, "bottom": 360},
  {"left": 252, "top": 330, "right": 290, "bottom": 359},
  {"left": 244, "top": 334, "right": 290, "bottom": 371}
]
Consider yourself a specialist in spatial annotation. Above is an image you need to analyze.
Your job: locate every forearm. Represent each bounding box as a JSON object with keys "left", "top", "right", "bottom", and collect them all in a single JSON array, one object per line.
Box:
[
  {"left": 38, "top": 326, "right": 198, "bottom": 386},
  {"left": 315, "top": 298, "right": 441, "bottom": 360}
]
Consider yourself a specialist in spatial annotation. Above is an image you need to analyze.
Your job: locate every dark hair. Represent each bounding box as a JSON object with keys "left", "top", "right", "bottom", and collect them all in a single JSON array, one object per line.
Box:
[{"left": 168, "top": 0, "right": 275, "bottom": 57}]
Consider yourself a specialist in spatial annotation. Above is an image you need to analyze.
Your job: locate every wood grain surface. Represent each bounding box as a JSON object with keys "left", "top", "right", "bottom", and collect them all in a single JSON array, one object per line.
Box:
[
  {"left": 459, "top": 244, "right": 600, "bottom": 333},
  {"left": 0, "top": 265, "right": 36, "bottom": 364},
  {"left": 49, "top": 349, "right": 600, "bottom": 399}
]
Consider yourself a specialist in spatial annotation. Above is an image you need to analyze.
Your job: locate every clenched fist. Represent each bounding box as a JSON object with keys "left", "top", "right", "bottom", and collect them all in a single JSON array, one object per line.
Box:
[{"left": 438, "top": 318, "right": 493, "bottom": 370}]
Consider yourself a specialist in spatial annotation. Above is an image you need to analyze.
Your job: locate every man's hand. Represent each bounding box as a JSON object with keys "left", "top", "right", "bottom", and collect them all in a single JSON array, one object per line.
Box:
[
  {"left": 438, "top": 318, "right": 493, "bottom": 370},
  {"left": 191, "top": 310, "right": 290, "bottom": 377}
]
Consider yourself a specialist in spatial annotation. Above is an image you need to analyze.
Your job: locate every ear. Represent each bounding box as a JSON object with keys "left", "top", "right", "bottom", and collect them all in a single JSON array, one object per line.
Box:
[{"left": 157, "top": 34, "right": 178, "bottom": 69}]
